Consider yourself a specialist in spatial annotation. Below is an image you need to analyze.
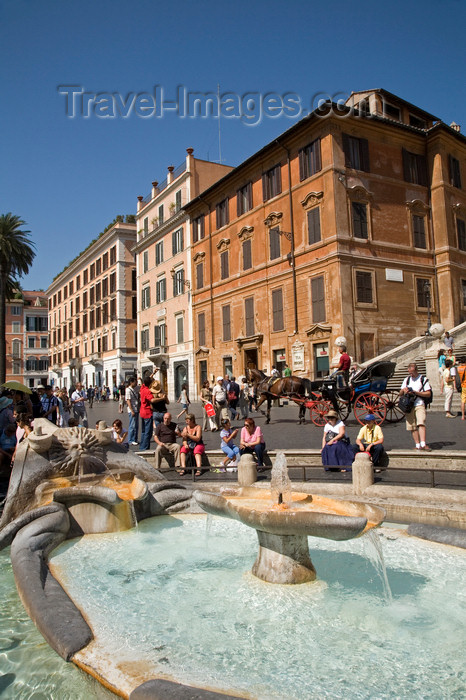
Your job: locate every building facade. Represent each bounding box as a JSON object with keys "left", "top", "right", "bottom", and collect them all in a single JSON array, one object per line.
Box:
[
  {"left": 134, "top": 149, "right": 232, "bottom": 399},
  {"left": 5, "top": 291, "right": 49, "bottom": 388},
  {"left": 47, "top": 220, "right": 137, "bottom": 389},
  {"left": 185, "top": 89, "right": 466, "bottom": 388}
]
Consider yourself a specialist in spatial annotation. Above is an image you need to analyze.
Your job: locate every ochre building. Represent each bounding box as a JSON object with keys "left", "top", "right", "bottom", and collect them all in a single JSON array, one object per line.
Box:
[{"left": 184, "top": 89, "right": 466, "bottom": 389}]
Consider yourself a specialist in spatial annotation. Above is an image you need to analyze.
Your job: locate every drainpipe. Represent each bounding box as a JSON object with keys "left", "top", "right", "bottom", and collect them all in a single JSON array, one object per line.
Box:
[{"left": 276, "top": 140, "right": 299, "bottom": 334}]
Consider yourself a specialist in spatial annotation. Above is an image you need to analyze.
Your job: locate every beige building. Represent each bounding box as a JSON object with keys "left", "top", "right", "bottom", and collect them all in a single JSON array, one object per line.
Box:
[
  {"left": 5, "top": 291, "right": 49, "bottom": 388},
  {"left": 134, "top": 149, "right": 231, "bottom": 398},
  {"left": 47, "top": 219, "right": 137, "bottom": 389}
]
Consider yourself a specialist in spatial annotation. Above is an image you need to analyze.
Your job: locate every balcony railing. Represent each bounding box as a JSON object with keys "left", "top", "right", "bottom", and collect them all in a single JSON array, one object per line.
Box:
[
  {"left": 146, "top": 346, "right": 168, "bottom": 360},
  {"left": 141, "top": 160, "right": 187, "bottom": 204}
]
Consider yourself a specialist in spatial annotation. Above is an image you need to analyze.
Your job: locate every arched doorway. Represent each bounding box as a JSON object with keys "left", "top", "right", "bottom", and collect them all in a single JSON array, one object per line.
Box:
[{"left": 174, "top": 361, "right": 188, "bottom": 400}]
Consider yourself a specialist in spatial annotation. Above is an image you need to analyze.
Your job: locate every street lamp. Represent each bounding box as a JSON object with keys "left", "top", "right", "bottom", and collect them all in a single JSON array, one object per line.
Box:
[{"left": 424, "top": 281, "right": 431, "bottom": 335}]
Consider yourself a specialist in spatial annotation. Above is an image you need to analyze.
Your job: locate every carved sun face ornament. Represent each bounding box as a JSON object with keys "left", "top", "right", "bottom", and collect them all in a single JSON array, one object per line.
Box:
[{"left": 49, "top": 428, "right": 106, "bottom": 477}]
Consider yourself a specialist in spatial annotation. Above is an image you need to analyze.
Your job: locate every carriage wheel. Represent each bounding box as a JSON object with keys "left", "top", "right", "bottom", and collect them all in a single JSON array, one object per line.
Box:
[
  {"left": 381, "top": 390, "right": 405, "bottom": 423},
  {"left": 309, "top": 398, "right": 333, "bottom": 426},
  {"left": 336, "top": 397, "right": 351, "bottom": 422},
  {"left": 353, "top": 392, "right": 387, "bottom": 425}
]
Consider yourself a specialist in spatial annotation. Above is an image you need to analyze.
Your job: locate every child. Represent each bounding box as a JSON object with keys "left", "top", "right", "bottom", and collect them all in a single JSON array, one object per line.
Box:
[
  {"left": 176, "top": 383, "right": 190, "bottom": 419},
  {"left": 217, "top": 418, "right": 240, "bottom": 472}
]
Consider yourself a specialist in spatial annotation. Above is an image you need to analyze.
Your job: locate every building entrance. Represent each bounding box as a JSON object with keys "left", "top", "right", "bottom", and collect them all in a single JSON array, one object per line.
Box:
[
  {"left": 174, "top": 361, "right": 188, "bottom": 400},
  {"left": 244, "top": 348, "right": 258, "bottom": 373}
]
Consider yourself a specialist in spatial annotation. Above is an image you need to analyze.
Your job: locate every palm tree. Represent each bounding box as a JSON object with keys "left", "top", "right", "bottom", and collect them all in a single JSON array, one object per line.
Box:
[{"left": 0, "top": 214, "right": 36, "bottom": 383}]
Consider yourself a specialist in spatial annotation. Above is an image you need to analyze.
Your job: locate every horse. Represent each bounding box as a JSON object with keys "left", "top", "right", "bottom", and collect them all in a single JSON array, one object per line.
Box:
[{"left": 246, "top": 368, "right": 315, "bottom": 424}]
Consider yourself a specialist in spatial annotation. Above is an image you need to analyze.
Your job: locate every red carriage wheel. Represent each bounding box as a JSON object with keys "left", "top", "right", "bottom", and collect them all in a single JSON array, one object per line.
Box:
[
  {"left": 381, "top": 390, "right": 405, "bottom": 423},
  {"left": 353, "top": 392, "right": 387, "bottom": 425},
  {"left": 309, "top": 398, "right": 333, "bottom": 426}
]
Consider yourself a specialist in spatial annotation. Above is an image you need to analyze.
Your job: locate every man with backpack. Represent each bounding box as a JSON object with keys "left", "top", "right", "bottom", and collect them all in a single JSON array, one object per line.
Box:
[
  {"left": 400, "top": 363, "right": 432, "bottom": 451},
  {"left": 212, "top": 376, "right": 228, "bottom": 428}
]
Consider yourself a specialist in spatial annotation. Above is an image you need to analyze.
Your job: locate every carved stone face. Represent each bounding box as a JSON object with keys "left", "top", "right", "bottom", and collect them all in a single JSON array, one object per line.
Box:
[{"left": 49, "top": 428, "right": 106, "bottom": 476}]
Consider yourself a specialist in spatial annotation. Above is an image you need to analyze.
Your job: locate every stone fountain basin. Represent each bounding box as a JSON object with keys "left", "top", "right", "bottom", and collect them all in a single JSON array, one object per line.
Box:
[{"left": 194, "top": 487, "right": 385, "bottom": 540}]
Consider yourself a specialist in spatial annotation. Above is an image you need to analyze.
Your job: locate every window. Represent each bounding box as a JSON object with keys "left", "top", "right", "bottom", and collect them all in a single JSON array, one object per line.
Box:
[
  {"left": 102, "top": 335, "right": 108, "bottom": 352},
  {"left": 26, "top": 317, "right": 48, "bottom": 331},
  {"left": 416, "top": 278, "right": 430, "bottom": 308},
  {"left": 57, "top": 290, "right": 61, "bottom": 303},
  {"left": 173, "top": 268, "right": 185, "bottom": 296},
  {"left": 409, "top": 114, "right": 426, "bottom": 129},
  {"left": 237, "top": 182, "right": 253, "bottom": 216},
  {"left": 222, "top": 305, "right": 231, "bottom": 341},
  {"left": 216, "top": 198, "right": 229, "bottom": 229},
  {"left": 143, "top": 217, "right": 149, "bottom": 234},
  {"left": 193, "top": 215, "right": 205, "bottom": 242},
  {"left": 272, "top": 288, "right": 284, "bottom": 331},
  {"left": 102, "top": 302, "right": 108, "bottom": 325},
  {"left": 155, "top": 241, "right": 164, "bottom": 265},
  {"left": 109, "top": 246, "right": 116, "bottom": 265},
  {"left": 83, "top": 269, "right": 88, "bottom": 285},
  {"left": 175, "top": 189, "right": 182, "bottom": 212},
  {"left": 156, "top": 277, "right": 166, "bottom": 303},
  {"left": 75, "top": 317, "right": 80, "bottom": 335},
  {"left": 110, "top": 272, "right": 116, "bottom": 293},
  {"left": 82, "top": 313, "right": 88, "bottom": 333},
  {"left": 245, "top": 297, "right": 255, "bottom": 336},
  {"left": 83, "top": 290, "right": 88, "bottom": 308},
  {"left": 220, "top": 250, "right": 229, "bottom": 280},
  {"left": 158, "top": 205, "right": 164, "bottom": 225},
  {"left": 311, "top": 276, "right": 326, "bottom": 322},
  {"left": 95, "top": 282, "right": 101, "bottom": 302},
  {"left": 89, "top": 288, "right": 94, "bottom": 307},
  {"left": 68, "top": 321, "right": 73, "bottom": 339},
  {"left": 96, "top": 258, "right": 102, "bottom": 276},
  {"left": 356, "top": 271, "right": 373, "bottom": 304},
  {"left": 12, "top": 360, "right": 21, "bottom": 375},
  {"left": 11, "top": 305, "right": 21, "bottom": 315},
  {"left": 132, "top": 296, "right": 137, "bottom": 319},
  {"left": 198, "top": 312, "right": 206, "bottom": 347},
  {"left": 90, "top": 263, "right": 95, "bottom": 280},
  {"left": 102, "top": 252, "right": 108, "bottom": 270},
  {"left": 143, "top": 251, "right": 149, "bottom": 273},
  {"left": 383, "top": 103, "right": 401, "bottom": 120},
  {"left": 402, "top": 149, "right": 427, "bottom": 186},
  {"left": 12, "top": 321, "right": 20, "bottom": 334},
  {"left": 28, "top": 337, "right": 35, "bottom": 348},
  {"left": 269, "top": 227, "right": 281, "bottom": 260},
  {"left": 413, "top": 215, "right": 427, "bottom": 249},
  {"left": 141, "top": 328, "right": 149, "bottom": 352},
  {"left": 102, "top": 278, "right": 108, "bottom": 298},
  {"left": 141, "top": 286, "right": 150, "bottom": 309},
  {"left": 110, "top": 298, "right": 116, "bottom": 320},
  {"left": 40, "top": 336, "right": 47, "bottom": 349},
  {"left": 457, "top": 218, "right": 466, "bottom": 251},
  {"left": 342, "top": 134, "right": 370, "bottom": 172},
  {"left": 449, "top": 156, "right": 462, "bottom": 189},
  {"left": 242, "top": 239, "right": 252, "bottom": 271},
  {"left": 131, "top": 269, "right": 136, "bottom": 291},
  {"left": 111, "top": 331, "right": 116, "bottom": 350},
  {"left": 26, "top": 357, "right": 37, "bottom": 371},
  {"left": 172, "top": 228, "right": 184, "bottom": 255},
  {"left": 89, "top": 310, "right": 94, "bottom": 329},
  {"left": 12, "top": 339, "right": 21, "bottom": 357},
  {"left": 462, "top": 280, "right": 466, "bottom": 307},
  {"left": 299, "top": 138, "right": 322, "bottom": 180},
  {"left": 262, "top": 164, "right": 282, "bottom": 201},
  {"left": 196, "top": 262, "right": 204, "bottom": 289},
  {"left": 63, "top": 285, "right": 68, "bottom": 300},
  {"left": 75, "top": 295, "right": 80, "bottom": 313},
  {"left": 352, "top": 202, "right": 368, "bottom": 239},
  {"left": 154, "top": 323, "right": 166, "bottom": 348},
  {"left": 69, "top": 280, "right": 73, "bottom": 295},
  {"left": 307, "top": 207, "right": 321, "bottom": 244},
  {"left": 176, "top": 315, "right": 184, "bottom": 344}
]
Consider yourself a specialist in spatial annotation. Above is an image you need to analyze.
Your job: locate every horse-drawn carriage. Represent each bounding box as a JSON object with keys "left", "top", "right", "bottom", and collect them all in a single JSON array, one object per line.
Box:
[
  {"left": 306, "top": 360, "right": 404, "bottom": 426},
  {"left": 247, "top": 361, "right": 404, "bottom": 426}
]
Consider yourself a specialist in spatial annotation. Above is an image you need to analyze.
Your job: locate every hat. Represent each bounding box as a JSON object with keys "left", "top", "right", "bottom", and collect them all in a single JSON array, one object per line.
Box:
[
  {"left": 325, "top": 410, "right": 339, "bottom": 419},
  {"left": 0, "top": 396, "right": 13, "bottom": 411},
  {"left": 364, "top": 413, "right": 376, "bottom": 421},
  {"left": 216, "top": 376, "right": 223, "bottom": 382},
  {"left": 36, "top": 384, "right": 46, "bottom": 390}
]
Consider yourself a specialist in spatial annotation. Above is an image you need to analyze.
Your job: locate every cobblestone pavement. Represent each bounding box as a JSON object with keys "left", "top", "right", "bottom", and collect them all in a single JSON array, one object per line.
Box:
[{"left": 87, "top": 397, "right": 466, "bottom": 453}]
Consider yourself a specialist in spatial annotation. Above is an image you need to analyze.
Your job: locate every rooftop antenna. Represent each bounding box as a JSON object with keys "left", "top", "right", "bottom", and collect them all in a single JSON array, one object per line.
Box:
[{"left": 217, "top": 83, "right": 222, "bottom": 164}]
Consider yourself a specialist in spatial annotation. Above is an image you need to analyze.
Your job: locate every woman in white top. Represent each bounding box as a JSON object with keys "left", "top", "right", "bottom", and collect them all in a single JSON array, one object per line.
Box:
[
  {"left": 112, "top": 419, "right": 129, "bottom": 451},
  {"left": 321, "top": 410, "right": 354, "bottom": 472}
]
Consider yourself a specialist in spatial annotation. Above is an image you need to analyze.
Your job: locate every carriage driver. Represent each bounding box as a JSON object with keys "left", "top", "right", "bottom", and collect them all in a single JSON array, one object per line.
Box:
[{"left": 330, "top": 346, "right": 351, "bottom": 386}]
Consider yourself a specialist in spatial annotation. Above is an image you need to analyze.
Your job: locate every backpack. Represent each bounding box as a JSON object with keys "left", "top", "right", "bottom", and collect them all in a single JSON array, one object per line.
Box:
[
  {"left": 408, "top": 375, "right": 433, "bottom": 408},
  {"left": 456, "top": 365, "right": 466, "bottom": 393},
  {"left": 398, "top": 392, "right": 416, "bottom": 414}
]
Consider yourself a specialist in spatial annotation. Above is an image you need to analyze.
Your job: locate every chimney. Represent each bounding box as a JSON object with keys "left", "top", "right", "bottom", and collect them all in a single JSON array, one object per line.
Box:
[
  {"left": 450, "top": 122, "right": 461, "bottom": 133},
  {"left": 186, "top": 147, "right": 194, "bottom": 171},
  {"left": 151, "top": 181, "right": 159, "bottom": 198},
  {"left": 137, "top": 195, "right": 144, "bottom": 212},
  {"left": 167, "top": 166, "right": 174, "bottom": 185}
]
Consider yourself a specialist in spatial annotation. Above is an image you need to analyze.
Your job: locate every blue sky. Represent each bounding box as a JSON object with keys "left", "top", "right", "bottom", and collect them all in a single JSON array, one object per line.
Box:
[{"left": 1, "top": 0, "right": 465, "bottom": 291}]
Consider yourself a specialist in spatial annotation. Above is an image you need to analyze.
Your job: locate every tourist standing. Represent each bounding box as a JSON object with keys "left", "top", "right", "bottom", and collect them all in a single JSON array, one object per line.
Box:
[
  {"left": 238, "top": 377, "right": 249, "bottom": 420},
  {"left": 71, "top": 382, "right": 88, "bottom": 427},
  {"left": 125, "top": 377, "right": 140, "bottom": 445},
  {"left": 176, "top": 383, "right": 190, "bottom": 419},
  {"left": 212, "top": 376, "right": 228, "bottom": 429},
  {"left": 443, "top": 359, "right": 456, "bottom": 418},
  {"left": 283, "top": 364, "right": 292, "bottom": 377},
  {"left": 200, "top": 380, "right": 215, "bottom": 431},
  {"left": 399, "top": 363, "right": 432, "bottom": 451},
  {"left": 87, "top": 385, "right": 94, "bottom": 408},
  {"left": 139, "top": 377, "right": 154, "bottom": 451},
  {"left": 227, "top": 376, "right": 240, "bottom": 421},
  {"left": 118, "top": 381, "right": 126, "bottom": 413},
  {"left": 41, "top": 386, "right": 59, "bottom": 424}
]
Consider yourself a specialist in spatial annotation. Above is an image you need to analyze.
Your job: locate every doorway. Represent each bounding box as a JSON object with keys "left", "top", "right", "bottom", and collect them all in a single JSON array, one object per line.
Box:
[
  {"left": 359, "top": 334, "right": 375, "bottom": 363},
  {"left": 174, "top": 361, "right": 188, "bottom": 399},
  {"left": 244, "top": 348, "right": 258, "bottom": 373}
]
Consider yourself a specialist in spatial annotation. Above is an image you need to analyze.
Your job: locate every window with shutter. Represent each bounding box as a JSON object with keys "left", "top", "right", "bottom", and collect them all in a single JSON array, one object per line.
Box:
[
  {"left": 155, "top": 241, "right": 163, "bottom": 265},
  {"left": 355, "top": 271, "right": 373, "bottom": 304},
  {"left": 416, "top": 278, "right": 430, "bottom": 308},
  {"left": 237, "top": 182, "right": 253, "bottom": 215},
  {"left": 352, "top": 202, "right": 368, "bottom": 239},
  {"left": 143, "top": 251, "right": 149, "bottom": 273},
  {"left": 242, "top": 239, "right": 252, "bottom": 270},
  {"left": 176, "top": 316, "right": 184, "bottom": 344},
  {"left": 449, "top": 155, "right": 462, "bottom": 189},
  {"left": 343, "top": 134, "right": 370, "bottom": 172},
  {"left": 272, "top": 288, "right": 284, "bottom": 331},
  {"left": 196, "top": 262, "right": 204, "bottom": 289},
  {"left": 299, "top": 139, "right": 322, "bottom": 181},
  {"left": 457, "top": 218, "right": 466, "bottom": 251},
  {"left": 158, "top": 205, "right": 164, "bottom": 225},
  {"left": 216, "top": 199, "right": 229, "bottom": 228},
  {"left": 154, "top": 325, "right": 160, "bottom": 347},
  {"left": 269, "top": 227, "right": 281, "bottom": 260},
  {"left": 220, "top": 250, "right": 229, "bottom": 279},
  {"left": 193, "top": 215, "right": 205, "bottom": 242},
  {"left": 413, "top": 215, "right": 426, "bottom": 249},
  {"left": 175, "top": 190, "right": 182, "bottom": 212},
  {"left": 172, "top": 228, "right": 183, "bottom": 255},
  {"left": 198, "top": 312, "right": 206, "bottom": 347},
  {"left": 222, "top": 305, "right": 231, "bottom": 341},
  {"left": 311, "top": 276, "right": 325, "bottom": 322},
  {"left": 245, "top": 297, "right": 255, "bottom": 336},
  {"left": 262, "top": 165, "right": 282, "bottom": 201},
  {"left": 307, "top": 208, "right": 321, "bottom": 244},
  {"left": 402, "top": 149, "right": 427, "bottom": 186}
]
